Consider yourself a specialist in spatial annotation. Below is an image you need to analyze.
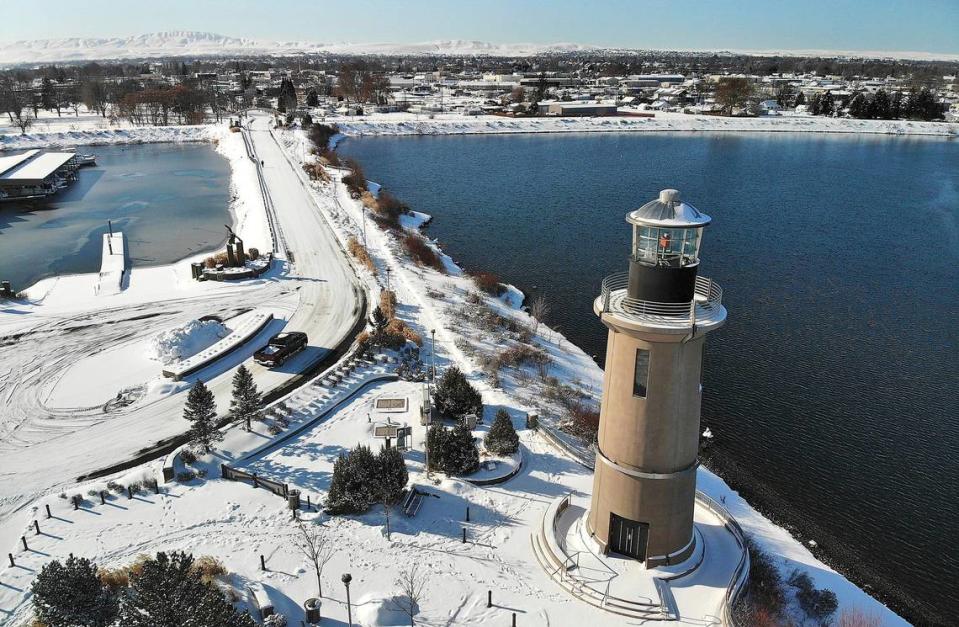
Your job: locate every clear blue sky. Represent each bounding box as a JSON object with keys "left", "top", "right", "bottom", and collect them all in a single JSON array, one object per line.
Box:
[{"left": 2, "top": 0, "right": 957, "bottom": 55}]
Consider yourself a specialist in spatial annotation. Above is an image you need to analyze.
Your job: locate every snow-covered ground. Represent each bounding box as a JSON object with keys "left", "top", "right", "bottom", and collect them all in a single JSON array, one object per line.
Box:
[
  {"left": 0, "top": 113, "right": 364, "bottom": 587},
  {"left": 0, "top": 115, "right": 913, "bottom": 626},
  {"left": 327, "top": 109, "right": 959, "bottom": 138}
]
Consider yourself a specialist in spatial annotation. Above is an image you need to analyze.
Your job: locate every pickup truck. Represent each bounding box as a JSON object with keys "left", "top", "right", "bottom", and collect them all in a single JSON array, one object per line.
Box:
[{"left": 253, "top": 331, "right": 308, "bottom": 367}]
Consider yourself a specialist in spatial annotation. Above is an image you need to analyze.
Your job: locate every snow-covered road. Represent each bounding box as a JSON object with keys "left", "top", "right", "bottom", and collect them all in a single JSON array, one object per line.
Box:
[{"left": 0, "top": 113, "right": 363, "bottom": 546}]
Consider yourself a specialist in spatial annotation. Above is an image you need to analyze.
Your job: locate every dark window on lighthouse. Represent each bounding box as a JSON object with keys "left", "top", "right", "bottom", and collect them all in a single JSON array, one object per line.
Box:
[{"left": 633, "top": 349, "right": 650, "bottom": 397}]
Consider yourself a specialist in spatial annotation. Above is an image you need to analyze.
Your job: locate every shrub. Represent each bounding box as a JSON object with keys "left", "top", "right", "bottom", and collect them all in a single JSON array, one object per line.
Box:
[
  {"left": 370, "top": 191, "right": 407, "bottom": 230},
  {"left": 318, "top": 148, "right": 340, "bottom": 167},
  {"left": 98, "top": 566, "right": 130, "bottom": 590},
  {"left": 402, "top": 234, "right": 444, "bottom": 272},
  {"left": 347, "top": 236, "right": 377, "bottom": 274},
  {"left": 191, "top": 556, "right": 227, "bottom": 584},
  {"left": 788, "top": 569, "right": 838, "bottom": 622},
  {"left": 307, "top": 123, "right": 340, "bottom": 151},
  {"left": 176, "top": 471, "right": 197, "bottom": 482},
  {"left": 179, "top": 449, "right": 197, "bottom": 464},
  {"left": 386, "top": 318, "right": 422, "bottom": 346},
  {"left": 342, "top": 158, "right": 367, "bottom": 196},
  {"left": 264, "top": 615, "right": 288, "bottom": 627},
  {"left": 745, "top": 541, "right": 785, "bottom": 617},
  {"left": 472, "top": 271, "right": 505, "bottom": 296},
  {"left": 485, "top": 409, "right": 520, "bottom": 455},
  {"left": 326, "top": 445, "right": 407, "bottom": 515},
  {"left": 32, "top": 555, "right": 118, "bottom": 627},
  {"left": 428, "top": 422, "right": 479, "bottom": 475},
  {"left": 380, "top": 290, "right": 397, "bottom": 320},
  {"left": 107, "top": 481, "right": 125, "bottom": 494},
  {"left": 433, "top": 366, "right": 483, "bottom": 420},
  {"left": 247, "top": 247, "right": 260, "bottom": 260},
  {"left": 497, "top": 344, "right": 550, "bottom": 370},
  {"left": 563, "top": 402, "right": 600, "bottom": 441},
  {"left": 837, "top": 608, "right": 882, "bottom": 627}
]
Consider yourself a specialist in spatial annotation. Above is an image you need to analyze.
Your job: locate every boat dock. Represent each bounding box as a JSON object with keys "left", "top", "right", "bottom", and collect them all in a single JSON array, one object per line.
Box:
[{"left": 0, "top": 149, "right": 90, "bottom": 201}]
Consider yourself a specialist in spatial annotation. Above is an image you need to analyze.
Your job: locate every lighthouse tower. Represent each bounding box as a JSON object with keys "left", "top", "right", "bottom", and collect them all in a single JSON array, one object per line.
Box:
[{"left": 587, "top": 189, "right": 727, "bottom": 567}]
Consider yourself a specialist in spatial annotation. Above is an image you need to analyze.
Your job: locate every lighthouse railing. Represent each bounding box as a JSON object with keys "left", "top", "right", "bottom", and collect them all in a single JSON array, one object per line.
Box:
[{"left": 599, "top": 272, "right": 723, "bottom": 326}]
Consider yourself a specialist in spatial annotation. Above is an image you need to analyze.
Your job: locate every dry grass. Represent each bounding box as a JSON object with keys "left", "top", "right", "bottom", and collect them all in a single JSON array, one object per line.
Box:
[
  {"left": 472, "top": 271, "right": 505, "bottom": 296},
  {"left": 380, "top": 289, "right": 397, "bottom": 320},
  {"left": 837, "top": 608, "right": 882, "bottom": 627},
  {"left": 191, "top": 555, "right": 227, "bottom": 584},
  {"left": 402, "top": 233, "right": 445, "bottom": 272},
  {"left": 386, "top": 318, "right": 422, "bottom": 346},
  {"left": 347, "top": 236, "right": 377, "bottom": 275}
]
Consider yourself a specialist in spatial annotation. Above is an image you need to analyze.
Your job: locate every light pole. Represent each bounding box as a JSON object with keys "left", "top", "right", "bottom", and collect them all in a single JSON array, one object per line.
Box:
[
  {"left": 425, "top": 328, "right": 436, "bottom": 478},
  {"left": 385, "top": 267, "right": 391, "bottom": 292},
  {"left": 341, "top": 573, "right": 352, "bottom": 627}
]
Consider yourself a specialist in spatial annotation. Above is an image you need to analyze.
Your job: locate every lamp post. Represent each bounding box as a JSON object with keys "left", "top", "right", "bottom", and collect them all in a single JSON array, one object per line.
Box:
[
  {"left": 425, "top": 328, "right": 437, "bottom": 478},
  {"left": 385, "top": 267, "right": 391, "bottom": 292},
  {"left": 341, "top": 573, "right": 353, "bottom": 627}
]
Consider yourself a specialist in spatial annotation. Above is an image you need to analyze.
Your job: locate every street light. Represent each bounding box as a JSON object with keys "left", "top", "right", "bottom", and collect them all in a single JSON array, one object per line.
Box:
[
  {"left": 425, "top": 328, "right": 437, "bottom": 478},
  {"left": 341, "top": 573, "right": 353, "bottom": 627}
]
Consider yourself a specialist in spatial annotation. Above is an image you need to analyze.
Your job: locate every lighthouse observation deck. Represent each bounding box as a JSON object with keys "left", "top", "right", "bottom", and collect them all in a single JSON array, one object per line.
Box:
[{"left": 596, "top": 272, "right": 726, "bottom": 333}]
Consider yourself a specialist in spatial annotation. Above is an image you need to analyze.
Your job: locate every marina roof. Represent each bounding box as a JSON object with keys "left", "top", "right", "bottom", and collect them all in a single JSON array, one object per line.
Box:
[
  {"left": 0, "top": 152, "right": 76, "bottom": 186},
  {"left": 0, "top": 150, "right": 40, "bottom": 177}
]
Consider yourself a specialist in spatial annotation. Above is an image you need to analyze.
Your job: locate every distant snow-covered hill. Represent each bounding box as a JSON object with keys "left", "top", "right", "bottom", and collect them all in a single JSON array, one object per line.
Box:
[
  {"left": 0, "top": 31, "right": 596, "bottom": 64},
  {"left": 1, "top": 31, "right": 954, "bottom": 65}
]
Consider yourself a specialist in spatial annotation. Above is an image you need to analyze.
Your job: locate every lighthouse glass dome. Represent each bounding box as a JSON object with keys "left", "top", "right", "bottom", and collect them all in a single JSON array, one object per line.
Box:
[{"left": 627, "top": 189, "right": 711, "bottom": 269}]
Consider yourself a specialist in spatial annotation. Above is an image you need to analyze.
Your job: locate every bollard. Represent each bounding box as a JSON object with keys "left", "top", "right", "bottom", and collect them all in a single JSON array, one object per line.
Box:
[
  {"left": 127, "top": 486, "right": 133, "bottom": 500},
  {"left": 100, "top": 491, "right": 106, "bottom": 505},
  {"left": 8, "top": 553, "right": 14, "bottom": 567},
  {"left": 45, "top": 504, "right": 51, "bottom": 519},
  {"left": 487, "top": 590, "right": 492, "bottom": 608},
  {"left": 153, "top": 480, "right": 160, "bottom": 495},
  {"left": 512, "top": 612, "right": 516, "bottom": 627},
  {"left": 466, "top": 506, "right": 470, "bottom": 522},
  {"left": 253, "top": 474, "right": 259, "bottom": 489},
  {"left": 307, "top": 495, "right": 311, "bottom": 510},
  {"left": 462, "top": 528, "right": 466, "bottom": 543},
  {"left": 73, "top": 497, "right": 79, "bottom": 510},
  {"left": 34, "top": 520, "right": 40, "bottom": 535},
  {"left": 21, "top": 536, "right": 27, "bottom": 551},
  {"left": 260, "top": 554, "right": 266, "bottom": 571}
]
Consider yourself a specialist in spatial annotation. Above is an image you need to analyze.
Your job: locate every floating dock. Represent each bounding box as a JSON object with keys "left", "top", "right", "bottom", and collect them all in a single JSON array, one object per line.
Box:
[{"left": 0, "top": 149, "right": 88, "bottom": 201}]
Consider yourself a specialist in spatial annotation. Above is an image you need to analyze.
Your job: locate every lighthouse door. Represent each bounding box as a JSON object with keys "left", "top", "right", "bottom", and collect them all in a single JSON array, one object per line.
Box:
[{"left": 609, "top": 513, "right": 649, "bottom": 561}]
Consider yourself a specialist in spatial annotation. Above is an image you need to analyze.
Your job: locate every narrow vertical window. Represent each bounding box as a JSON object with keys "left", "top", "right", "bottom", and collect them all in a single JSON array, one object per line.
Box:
[{"left": 633, "top": 349, "right": 650, "bottom": 398}]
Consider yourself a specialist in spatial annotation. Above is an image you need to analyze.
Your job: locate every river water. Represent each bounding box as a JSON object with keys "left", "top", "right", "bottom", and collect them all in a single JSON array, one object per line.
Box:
[
  {"left": 341, "top": 131, "right": 959, "bottom": 623},
  {"left": 0, "top": 142, "right": 231, "bottom": 291}
]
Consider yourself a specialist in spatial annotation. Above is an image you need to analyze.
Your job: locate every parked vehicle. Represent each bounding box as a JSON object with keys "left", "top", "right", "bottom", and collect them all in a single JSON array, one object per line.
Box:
[{"left": 253, "top": 331, "right": 308, "bottom": 367}]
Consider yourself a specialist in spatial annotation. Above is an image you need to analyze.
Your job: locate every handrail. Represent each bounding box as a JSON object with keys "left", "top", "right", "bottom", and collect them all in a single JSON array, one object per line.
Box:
[
  {"left": 599, "top": 272, "right": 723, "bottom": 326},
  {"left": 696, "top": 493, "right": 750, "bottom": 627}
]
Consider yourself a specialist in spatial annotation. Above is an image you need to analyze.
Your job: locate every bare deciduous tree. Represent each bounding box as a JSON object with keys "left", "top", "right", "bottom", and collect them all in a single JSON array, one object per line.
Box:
[
  {"left": 294, "top": 519, "right": 336, "bottom": 597},
  {"left": 390, "top": 562, "right": 429, "bottom": 626},
  {"left": 529, "top": 294, "right": 550, "bottom": 335}
]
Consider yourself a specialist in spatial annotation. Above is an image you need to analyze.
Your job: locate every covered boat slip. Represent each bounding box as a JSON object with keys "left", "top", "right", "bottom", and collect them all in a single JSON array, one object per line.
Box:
[{"left": 0, "top": 149, "right": 83, "bottom": 200}]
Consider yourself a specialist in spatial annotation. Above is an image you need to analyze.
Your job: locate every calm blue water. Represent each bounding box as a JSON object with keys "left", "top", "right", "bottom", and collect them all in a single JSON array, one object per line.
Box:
[
  {"left": 0, "top": 142, "right": 231, "bottom": 291},
  {"left": 342, "top": 132, "right": 959, "bottom": 623}
]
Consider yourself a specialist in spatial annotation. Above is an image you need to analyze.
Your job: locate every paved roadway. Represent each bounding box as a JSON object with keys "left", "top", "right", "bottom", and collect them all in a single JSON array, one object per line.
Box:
[{"left": 0, "top": 111, "right": 362, "bottom": 538}]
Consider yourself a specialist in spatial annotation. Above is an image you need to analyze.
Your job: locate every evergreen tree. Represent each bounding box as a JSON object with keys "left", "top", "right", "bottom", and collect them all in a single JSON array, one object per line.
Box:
[
  {"left": 818, "top": 91, "right": 834, "bottom": 116},
  {"left": 183, "top": 380, "right": 221, "bottom": 453},
  {"left": 377, "top": 445, "right": 409, "bottom": 539},
  {"left": 869, "top": 89, "right": 891, "bottom": 119},
  {"left": 325, "top": 445, "right": 379, "bottom": 514},
  {"left": 889, "top": 91, "right": 903, "bottom": 119},
  {"left": 794, "top": 90, "right": 806, "bottom": 107},
  {"left": 306, "top": 89, "right": 319, "bottom": 107},
  {"left": 426, "top": 425, "right": 449, "bottom": 473},
  {"left": 229, "top": 365, "right": 261, "bottom": 430},
  {"left": 808, "top": 92, "right": 820, "bottom": 115},
  {"left": 446, "top": 421, "right": 480, "bottom": 475},
  {"left": 847, "top": 93, "right": 869, "bottom": 119},
  {"left": 433, "top": 366, "right": 483, "bottom": 420},
  {"left": 277, "top": 77, "right": 298, "bottom": 113},
  {"left": 484, "top": 409, "right": 519, "bottom": 455},
  {"left": 119, "top": 552, "right": 256, "bottom": 627},
  {"left": 32, "top": 555, "right": 118, "bottom": 627}
]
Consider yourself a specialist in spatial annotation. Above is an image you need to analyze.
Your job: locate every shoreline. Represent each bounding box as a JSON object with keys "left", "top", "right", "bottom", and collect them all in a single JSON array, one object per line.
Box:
[
  {"left": 9, "top": 125, "right": 270, "bottom": 302},
  {"left": 330, "top": 110, "right": 959, "bottom": 140},
  {"left": 324, "top": 132, "right": 916, "bottom": 625}
]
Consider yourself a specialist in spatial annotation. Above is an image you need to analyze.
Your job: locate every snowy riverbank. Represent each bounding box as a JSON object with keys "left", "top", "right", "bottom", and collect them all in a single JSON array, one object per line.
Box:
[
  {"left": 330, "top": 110, "right": 959, "bottom": 139},
  {"left": 277, "top": 127, "right": 909, "bottom": 625}
]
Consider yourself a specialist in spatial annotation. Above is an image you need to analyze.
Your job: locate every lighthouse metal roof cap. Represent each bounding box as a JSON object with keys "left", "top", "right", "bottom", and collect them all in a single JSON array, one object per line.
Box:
[{"left": 626, "top": 189, "right": 712, "bottom": 228}]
